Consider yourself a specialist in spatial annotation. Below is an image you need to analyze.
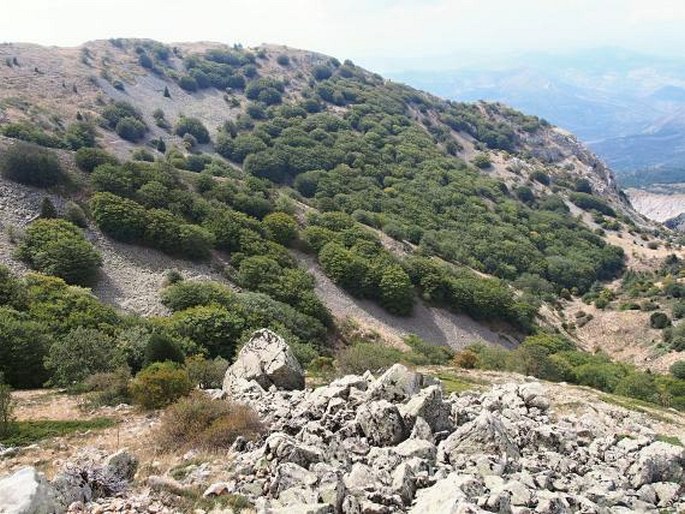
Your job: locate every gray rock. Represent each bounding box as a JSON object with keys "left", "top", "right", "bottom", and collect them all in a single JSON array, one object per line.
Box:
[
  {"left": 367, "top": 364, "right": 426, "bottom": 402},
  {"left": 409, "top": 473, "right": 485, "bottom": 513},
  {"left": 355, "top": 400, "right": 407, "bottom": 447},
  {"left": 409, "top": 416, "right": 434, "bottom": 442},
  {"left": 393, "top": 438, "right": 437, "bottom": 462},
  {"left": 104, "top": 450, "right": 138, "bottom": 482},
  {"left": 0, "top": 467, "right": 57, "bottom": 514},
  {"left": 400, "top": 385, "right": 453, "bottom": 434},
  {"left": 440, "top": 411, "right": 520, "bottom": 463},
  {"left": 628, "top": 441, "right": 685, "bottom": 487},
  {"left": 223, "top": 329, "right": 304, "bottom": 393},
  {"left": 271, "top": 463, "right": 318, "bottom": 496},
  {"left": 265, "top": 433, "right": 324, "bottom": 468}
]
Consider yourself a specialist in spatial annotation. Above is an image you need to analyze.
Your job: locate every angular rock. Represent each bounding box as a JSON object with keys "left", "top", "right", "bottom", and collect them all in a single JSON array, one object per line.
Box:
[
  {"left": 409, "top": 473, "right": 485, "bottom": 513},
  {"left": 400, "top": 385, "right": 452, "bottom": 433},
  {"left": 0, "top": 467, "right": 57, "bottom": 514},
  {"left": 439, "top": 411, "right": 520, "bottom": 464},
  {"left": 223, "top": 329, "right": 304, "bottom": 393},
  {"left": 355, "top": 400, "right": 407, "bottom": 447},
  {"left": 367, "top": 364, "right": 427, "bottom": 402},
  {"left": 265, "top": 433, "right": 324, "bottom": 468},
  {"left": 628, "top": 441, "right": 685, "bottom": 487}
]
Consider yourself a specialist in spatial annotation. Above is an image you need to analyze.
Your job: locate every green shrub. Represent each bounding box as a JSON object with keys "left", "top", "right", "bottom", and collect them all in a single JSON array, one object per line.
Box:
[
  {"left": 337, "top": 342, "right": 403, "bottom": 374},
  {"left": 155, "top": 392, "right": 263, "bottom": 450},
  {"left": 64, "top": 201, "right": 88, "bottom": 228},
  {"left": 63, "top": 122, "right": 96, "bottom": 150},
  {"left": 0, "top": 308, "right": 50, "bottom": 388},
  {"left": 129, "top": 362, "right": 192, "bottom": 409},
  {"left": 0, "top": 122, "right": 63, "bottom": 148},
  {"left": 569, "top": 192, "right": 616, "bottom": 216},
  {"left": 17, "top": 219, "right": 102, "bottom": 286},
  {"left": 175, "top": 117, "right": 210, "bottom": 144},
  {"left": 115, "top": 117, "right": 147, "bottom": 142},
  {"left": 403, "top": 334, "right": 453, "bottom": 365},
  {"left": 0, "top": 266, "right": 27, "bottom": 310},
  {"left": 378, "top": 264, "right": 414, "bottom": 316},
  {"left": 45, "top": 327, "right": 124, "bottom": 387},
  {"left": 170, "top": 305, "right": 245, "bottom": 359},
  {"left": 91, "top": 192, "right": 147, "bottom": 242},
  {"left": 40, "top": 197, "right": 57, "bottom": 218},
  {"left": 672, "top": 301, "right": 685, "bottom": 320},
  {"left": 161, "top": 280, "right": 235, "bottom": 312},
  {"left": 670, "top": 361, "right": 685, "bottom": 380},
  {"left": 650, "top": 311, "right": 671, "bottom": 329},
  {"left": 145, "top": 333, "right": 185, "bottom": 366},
  {"left": 614, "top": 373, "right": 659, "bottom": 403},
  {"left": 263, "top": 212, "right": 298, "bottom": 246},
  {"left": 472, "top": 153, "right": 491, "bottom": 169},
  {"left": 185, "top": 355, "right": 229, "bottom": 389},
  {"left": 0, "top": 142, "right": 64, "bottom": 187},
  {"left": 312, "top": 65, "right": 332, "bottom": 81},
  {"left": 276, "top": 54, "right": 290, "bottom": 66}
]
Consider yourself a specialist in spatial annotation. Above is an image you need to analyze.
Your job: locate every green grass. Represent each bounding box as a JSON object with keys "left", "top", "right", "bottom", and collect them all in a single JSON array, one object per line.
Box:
[
  {"left": 433, "top": 372, "right": 490, "bottom": 394},
  {"left": 599, "top": 394, "right": 678, "bottom": 425},
  {"left": 655, "top": 434, "right": 683, "bottom": 447},
  {"left": 0, "top": 417, "right": 117, "bottom": 446}
]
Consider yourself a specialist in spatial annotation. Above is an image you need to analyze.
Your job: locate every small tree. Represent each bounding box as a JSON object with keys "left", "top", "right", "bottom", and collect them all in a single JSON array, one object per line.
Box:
[
  {"left": 263, "top": 212, "right": 298, "bottom": 246},
  {"left": 163, "top": 86, "right": 171, "bottom": 98},
  {"left": 40, "top": 197, "right": 57, "bottom": 218},
  {"left": 650, "top": 311, "right": 671, "bottom": 329},
  {"left": 175, "top": 117, "right": 210, "bottom": 144},
  {"left": 45, "top": 327, "right": 124, "bottom": 387},
  {"left": 670, "top": 360, "right": 685, "bottom": 380}
]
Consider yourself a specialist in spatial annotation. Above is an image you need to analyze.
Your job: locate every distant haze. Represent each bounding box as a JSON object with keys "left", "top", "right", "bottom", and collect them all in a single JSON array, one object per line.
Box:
[{"left": 2, "top": 0, "right": 685, "bottom": 72}]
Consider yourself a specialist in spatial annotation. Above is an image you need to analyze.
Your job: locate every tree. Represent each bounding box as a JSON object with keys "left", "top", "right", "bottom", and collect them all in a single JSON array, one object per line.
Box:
[
  {"left": 45, "top": 327, "right": 123, "bottom": 387},
  {"left": 0, "top": 372, "right": 13, "bottom": 437},
  {"left": 670, "top": 361, "right": 685, "bottom": 380},
  {"left": 40, "top": 197, "right": 57, "bottom": 218},
  {"left": 171, "top": 305, "right": 246, "bottom": 359},
  {"left": 0, "top": 142, "right": 64, "bottom": 187},
  {"left": 144, "top": 332, "right": 185, "bottom": 366},
  {"left": 164, "top": 86, "right": 171, "bottom": 98},
  {"left": 0, "top": 308, "right": 51, "bottom": 388},
  {"left": 175, "top": 117, "right": 210, "bottom": 144},
  {"left": 650, "top": 311, "right": 671, "bottom": 329},
  {"left": 91, "top": 192, "right": 147, "bottom": 243},
  {"left": 115, "top": 117, "right": 147, "bottom": 142},
  {"left": 263, "top": 212, "right": 298, "bottom": 246},
  {"left": 17, "top": 219, "right": 102, "bottom": 286},
  {"left": 378, "top": 264, "right": 414, "bottom": 315}
]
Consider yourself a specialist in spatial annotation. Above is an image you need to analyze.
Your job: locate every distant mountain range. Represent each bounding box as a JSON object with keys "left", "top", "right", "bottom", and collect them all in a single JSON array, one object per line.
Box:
[{"left": 388, "top": 48, "right": 685, "bottom": 186}]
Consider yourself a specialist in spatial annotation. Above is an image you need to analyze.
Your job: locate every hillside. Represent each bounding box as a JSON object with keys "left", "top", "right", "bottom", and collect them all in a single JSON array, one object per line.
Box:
[
  {"left": 388, "top": 48, "right": 685, "bottom": 184},
  {"left": 0, "top": 38, "right": 684, "bottom": 373}
]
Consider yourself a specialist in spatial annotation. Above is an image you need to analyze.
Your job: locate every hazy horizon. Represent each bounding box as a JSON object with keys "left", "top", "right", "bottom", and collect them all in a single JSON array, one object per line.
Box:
[{"left": 3, "top": 0, "right": 685, "bottom": 72}]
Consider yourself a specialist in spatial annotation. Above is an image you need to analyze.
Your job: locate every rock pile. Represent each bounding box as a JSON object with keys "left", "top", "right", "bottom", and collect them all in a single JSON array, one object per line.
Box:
[{"left": 215, "top": 339, "right": 685, "bottom": 513}]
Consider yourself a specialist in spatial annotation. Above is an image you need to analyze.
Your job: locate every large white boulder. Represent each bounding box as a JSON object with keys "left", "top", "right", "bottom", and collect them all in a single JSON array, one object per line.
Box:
[
  {"left": 0, "top": 467, "right": 57, "bottom": 514},
  {"left": 223, "top": 329, "right": 305, "bottom": 393}
]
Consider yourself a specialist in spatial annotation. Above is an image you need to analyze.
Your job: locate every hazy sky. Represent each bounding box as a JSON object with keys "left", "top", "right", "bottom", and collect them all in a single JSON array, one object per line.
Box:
[{"left": 2, "top": 0, "right": 684, "bottom": 71}]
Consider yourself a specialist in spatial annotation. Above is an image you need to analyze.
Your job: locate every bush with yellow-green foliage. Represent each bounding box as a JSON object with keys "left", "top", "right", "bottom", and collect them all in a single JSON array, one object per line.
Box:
[{"left": 129, "top": 362, "right": 193, "bottom": 410}]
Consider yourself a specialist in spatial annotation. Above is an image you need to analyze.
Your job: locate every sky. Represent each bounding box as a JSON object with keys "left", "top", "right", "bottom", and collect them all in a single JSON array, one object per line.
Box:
[{"left": 2, "top": 0, "right": 685, "bottom": 71}]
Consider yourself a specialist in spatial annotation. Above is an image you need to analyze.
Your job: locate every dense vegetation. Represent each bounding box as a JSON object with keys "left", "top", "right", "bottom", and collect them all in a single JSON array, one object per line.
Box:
[{"left": 454, "top": 333, "right": 685, "bottom": 411}]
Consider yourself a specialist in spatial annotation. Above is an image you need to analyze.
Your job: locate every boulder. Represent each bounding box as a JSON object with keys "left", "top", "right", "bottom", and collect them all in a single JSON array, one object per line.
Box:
[
  {"left": 355, "top": 400, "right": 407, "bottom": 447},
  {"left": 409, "top": 473, "right": 485, "bottom": 513},
  {"left": 628, "top": 441, "right": 685, "bottom": 487},
  {"left": 0, "top": 467, "right": 57, "bottom": 514},
  {"left": 223, "top": 329, "right": 304, "bottom": 393},
  {"left": 367, "top": 364, "right": 431, "bottom": 403},
  {"left": 439, "top": 411, "right": 520, "bottom": 463},
  {"left": 400, "top": 385, "right": 452, "bottom": 433}
]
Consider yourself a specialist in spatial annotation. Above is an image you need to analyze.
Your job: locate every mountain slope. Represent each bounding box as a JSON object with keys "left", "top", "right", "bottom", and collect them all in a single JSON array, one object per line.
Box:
[{"left": 0, "top": 39, "right": 682, "bottom": 369}]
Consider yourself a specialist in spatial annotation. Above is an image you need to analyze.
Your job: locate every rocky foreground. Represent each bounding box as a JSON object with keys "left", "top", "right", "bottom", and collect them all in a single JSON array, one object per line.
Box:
[{"left": 1, "top": 330, "right": 684, "bottom": 513}]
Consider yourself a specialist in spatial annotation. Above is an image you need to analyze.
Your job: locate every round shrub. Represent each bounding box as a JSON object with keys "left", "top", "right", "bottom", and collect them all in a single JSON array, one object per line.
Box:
[
  {"left": 276, "top": 54, "right": 290, "bottom": 66},
  {"left": 17, "top": 219, "right": 102, "bottom": 286},
  {"left": 75, "top": 147, "right": 118, "bottom": 172},
  {"left": 175, "top": 117, "right": 210, "bottom": 144},
  {"left": 91, "top": 192, "right": 147, "bottom": 242},
  {"left": 0, "top": 142, "right": 64, "bottom": 187},
  {"left": 144, "top": 333, "right": 185, "bottom": 366},
  {"left": 129, "top": 362, "right": 192, "bottom": 409},
  {"left": 115, "top": 117, "right": 147, "bottom": 142},
  {"left": 650, "top": 311, "right": 671, "bottom": 329},
  {"left": 670, "top": 360, "right": 685, "bottom": 380},
  {"left": 263, "top": 212, "right": 298, "bottom": 246},
  {"left": 0, "top": 307, "right": 50, "bottom": 388}
]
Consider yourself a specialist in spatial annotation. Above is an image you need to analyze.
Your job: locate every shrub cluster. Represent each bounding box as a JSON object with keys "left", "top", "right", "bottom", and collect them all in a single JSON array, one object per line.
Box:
[
  {"left": 17, "top": 219, "right": 102, "bottom": 286},
  {"left": 0, "top": 142, "right": 64, "bottom": 187}
]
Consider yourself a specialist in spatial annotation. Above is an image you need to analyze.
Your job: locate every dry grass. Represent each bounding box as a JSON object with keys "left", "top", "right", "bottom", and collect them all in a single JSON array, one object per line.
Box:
[{"left": 154, "top": 392, "right": 264, "bottom": 452}]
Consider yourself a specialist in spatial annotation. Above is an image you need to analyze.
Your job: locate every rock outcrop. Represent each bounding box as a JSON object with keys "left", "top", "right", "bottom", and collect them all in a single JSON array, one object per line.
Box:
[
  {"left": 0, "top": 467, "right": 57, "bottom": 514},
  {"left": 209, "top": 362, "right": 685, "bottom": 513},
  {"left": 222, "top": 328, "right": 305, "bottom": 393}
]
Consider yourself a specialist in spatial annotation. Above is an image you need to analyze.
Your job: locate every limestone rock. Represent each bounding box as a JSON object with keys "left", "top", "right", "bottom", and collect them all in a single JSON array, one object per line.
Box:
[
  {"left": 223, "top": 329, "right": 304, "bottom": 393},
  {"left": 355, "top": 400, "right": 407, "bottom": 447},
  {"left": 0, "top": 467, "right": 57, "bottom": 514}
]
